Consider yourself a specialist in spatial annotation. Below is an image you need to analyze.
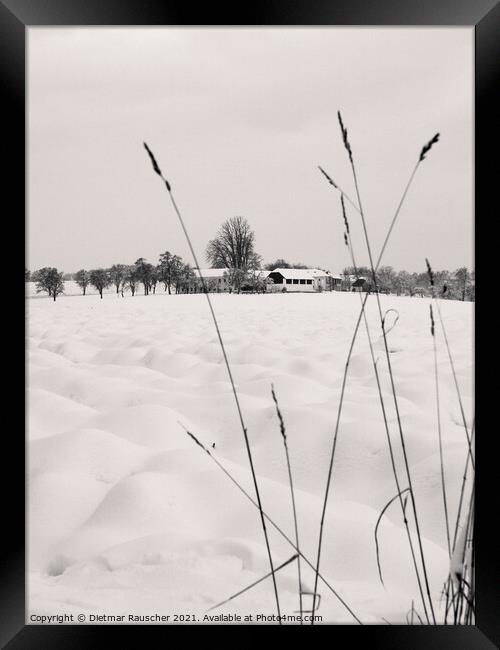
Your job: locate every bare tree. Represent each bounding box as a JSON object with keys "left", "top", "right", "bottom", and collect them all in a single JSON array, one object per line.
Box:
[
  {"left": 454, "top": 267, "right": 471, "bottom": 301},
  {"left": 376, "top": 266, "right": 396, "bottom": 294},
  {"left": 206, "top": 216, "right": 259, "bottom": 270},
  {"left": 74, "top": 269, "right": 90, "bottom": 295},
  {"left": 109, "top": 264, "right": 128, "bottom": 294},
  {"left": 134, "top": 258, "right": 155, "bottom": 295},
  {"left": 33, "top": 267, "right": 65, "bottom": 301},
  {"left": 468, "top": 270, "right": 475, "bottom": 301},
  {"left": 124, "top": 265, "right": 140, "bottom": 296},
  {"left": 150, "top": 266, "right": 158, "bottom": 294},
  {"left": 158, "top": 251, "right": 183, "bottom": 294},
  {"left": 176, "top": 263, "right": 195, "bottom": 293},
  {"left": 264, "top": 259, "right": 310, "bottom": 271},
  {"left": 265, "top": 258, "right": 292, "bottom": 270},
  {"left": 223, "top": 268, "right": 245, "bottom": 294},
  {"left": 89, "top": 268, "right": 110, "bottom": 299}
]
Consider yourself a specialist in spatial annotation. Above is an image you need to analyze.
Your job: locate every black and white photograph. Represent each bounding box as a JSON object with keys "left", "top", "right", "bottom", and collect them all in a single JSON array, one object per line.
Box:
[{"left": 25, "top": 25, "right": 476, "bottom": 627}]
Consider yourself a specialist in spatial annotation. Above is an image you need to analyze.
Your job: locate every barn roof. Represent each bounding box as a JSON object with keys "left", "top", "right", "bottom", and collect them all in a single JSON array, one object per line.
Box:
[
  {"left": 267, "top": 268, "right": 341, "bottom": 280},
  {"left": 194, "top": 268, "right": 229, "bottom": 279},
  {"left": 194, "top": 268, "right": 267, "bottom": 280}
]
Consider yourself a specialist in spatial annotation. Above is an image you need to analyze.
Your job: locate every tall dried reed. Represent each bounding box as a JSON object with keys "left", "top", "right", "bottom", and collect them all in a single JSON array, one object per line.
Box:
[
  {"left": 144, "top": 142, "right": 282, "bottom": 621},
  {"left": 341, "top": 193, "right": 429, "bottom": 619},
  {"left": 207, "top": 554, "right": 298, "bottom": 613},
  {"left": 183, "top": 427, "right": 362, "bottom": 623},
  {"left": 426, "top": 262, "right": 451, "bottom": 558},
  {"left": 313, "top": 120, "right": 440, "bottom": 623},
  {"left": 271, "top": 385, "right": 304, "bottom": 621}
]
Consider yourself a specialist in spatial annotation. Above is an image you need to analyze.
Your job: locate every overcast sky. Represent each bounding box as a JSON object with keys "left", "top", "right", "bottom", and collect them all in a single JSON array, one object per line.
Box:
[{"left": 28, "top": 28, "right": 473, "bottom": 274}]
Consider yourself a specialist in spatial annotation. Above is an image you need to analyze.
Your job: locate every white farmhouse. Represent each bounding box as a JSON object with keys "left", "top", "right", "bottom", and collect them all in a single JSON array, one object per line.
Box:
[
  {"left": 265, "top": 268, "right": 342, "bottom": 292},
  {"left": 192, "top": 268, "right": 231, "bottom": 292}
]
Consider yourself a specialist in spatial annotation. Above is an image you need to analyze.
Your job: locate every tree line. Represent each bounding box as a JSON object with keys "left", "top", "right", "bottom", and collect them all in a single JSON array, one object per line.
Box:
[
  {"left": 340, "top": 265, "right": 475, "bottom": 301},
  {"left": 27, "top": 253, "right": 197, "bottom": 301},
  {"left": 25, "top": 216, "right": 474, "bottom": 301}
]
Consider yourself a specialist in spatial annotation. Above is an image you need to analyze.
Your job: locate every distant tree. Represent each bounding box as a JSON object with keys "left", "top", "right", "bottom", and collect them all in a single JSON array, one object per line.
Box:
[
  {"left": 119, "top": 275, "right": 127, "bottom": 297},
  {"left": 376, "top": 266, "right": 396, "bottom": 294},
  {"left": 265, "top": 259, "right": 292, "bottom": 271},
  {"left": 175, "top": 263, "right": 195, "bottom": 294},
  {"left": 416, "top": 271, "right": 430, "bottom": 291},
  {"left": 393, "top": 270, "right": 406, "bottom": 295},
  {"left": 222, "top": 268, "right": 249, "bottom": 294},
  {"left": 391, "top": 270, "right": 415, "bottom": 296},
  {"left": 204, "top": 277, "right": 220, "bottom": 293},
  {"left": 150, "top": 266, "right": 158, "bottom": 294},
  {"left": 134, "top": 258, "right": 155, "bottom": 295},
  {"left": 158, "top": 251, "right": 183, "bottom": 294},
  {"left": 89, "top": 268, "right": 110, "bottom": 299},
  {"left": 109, "top": 264, "right": 128, "bottom": 294},
  {"left": 342, "top": 265, "right": 372, "bottom": 279},
  {"left": 413, "top": 285, "right": 430, "bottom": 297},
  {"left": 31, "top": 268, "right": 46, "bottom": 292},
  {"left": 33, "top": 267, "right": 65, "bottom": 301},
  {"left": 63, "top": 272, "right": 74, "bottom": 281},
  {"left": 265, "top": 259, "right": 312, "bottom": 270},
  {"left": 124, "top": 265, "right": 140, "bottom": 296},
  {"left": 206, "top": 216, "right": 259, "bottom": 270},
  {"left": 246, "top": 269, "right": 268, "bottom": 293},
  {"left": 25, "top": 268, "right": 31, "bottom": 282},
  {"left": 454, "top": 267, "right": 471, "bottom": 301},
  {"left": 74, "top": 269, "right": 90, "bottom": 295},
  {"left": 409, "top": 273, "right": 420, "bottom": 296},
  {"left": 340, "top": 269, "right": 351, "bottom": 291},
  {"left": 429, "top": 270, "right": 451, "bottom": 297},
  {"left": 468, "top": 270, "right": 475, "bottom": 301}
]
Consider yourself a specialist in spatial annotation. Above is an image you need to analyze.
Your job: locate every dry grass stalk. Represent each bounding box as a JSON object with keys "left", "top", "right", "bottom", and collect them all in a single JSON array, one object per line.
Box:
[
  {"left": 432, "top": 296, "right": 474, "bottom": 469},
  {"left": 337, "top": 112, "right": 437, "bottom": 623},
  {"left": 374, "top": 488, "right": 411, "bottom": 586},
  {"left": 207, "top": 554, "right": 299, "bottom": 613},
  {"left": 312, "top": 116, "right": 441, "bottom": 624},
  {"left": 453, "top": 421, "right": 475, "bottom": 552},
  {"left": 182, "top": 426, "right": 363, "bottom": 624},
  {"left": 428, "top": 299, "right": 451, "bottom": 558},
  {"left": 271, "top": 385, "right": 304, "bottom": 622},
  {"left": 340, "top": 195, "right": 429, "bottom": 619},
  {"left": 144, "top": 142, "right": 282, "bottom": 621}
]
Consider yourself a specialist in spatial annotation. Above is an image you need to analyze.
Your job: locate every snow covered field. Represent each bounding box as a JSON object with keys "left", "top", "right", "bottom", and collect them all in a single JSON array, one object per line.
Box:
[{"left": 27, "top": 289, "right": 474, "bottom": 624}]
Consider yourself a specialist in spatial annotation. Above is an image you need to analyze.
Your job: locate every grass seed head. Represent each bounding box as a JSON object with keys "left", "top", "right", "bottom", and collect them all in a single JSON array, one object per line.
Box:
[
  {"left": 318, "top": 165, "right": 338, "bottom": 189},
  {"left": 425, "top": 258, "right": 435, "bottom": 287},
  {"left": 419, "top": 133, "right": 440, "bottom": 162},
  {"left": 144, "top": 142, "right": 162, "bottom": 176},
  {"left": 271, "top": 384, "right": 286, "bottom": 442},
  {"left": 340, "top": 193, "right": 350, "bottom": 233},
  {"left": 185, "top": 428, "right": 206, "bottom": 451},
  {"left": 144, "top": 142, "right": 171, "bottom": 191},
  {"left": 337, "top": 111, "right": 353, "bottom": 163}
]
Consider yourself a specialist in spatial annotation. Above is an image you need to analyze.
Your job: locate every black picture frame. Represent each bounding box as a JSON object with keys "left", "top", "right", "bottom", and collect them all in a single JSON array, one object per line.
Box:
[{"left": 2, "top": 0, "right": 496, "bottom": 646}]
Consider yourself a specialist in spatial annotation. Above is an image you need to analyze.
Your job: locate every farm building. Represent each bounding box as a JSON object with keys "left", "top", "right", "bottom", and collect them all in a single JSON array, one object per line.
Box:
[
  {"left": 190, "top": 268, "right": 268, "bottom": 293},
  {"left": 191, "top": 268, "right": 231, "bottom": 292},
  {"left": 351, "top": 276, "right": 368, "bottom": 292},
  {"left": 266, "top": 268, "right": 342, "bottom": 292}
]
